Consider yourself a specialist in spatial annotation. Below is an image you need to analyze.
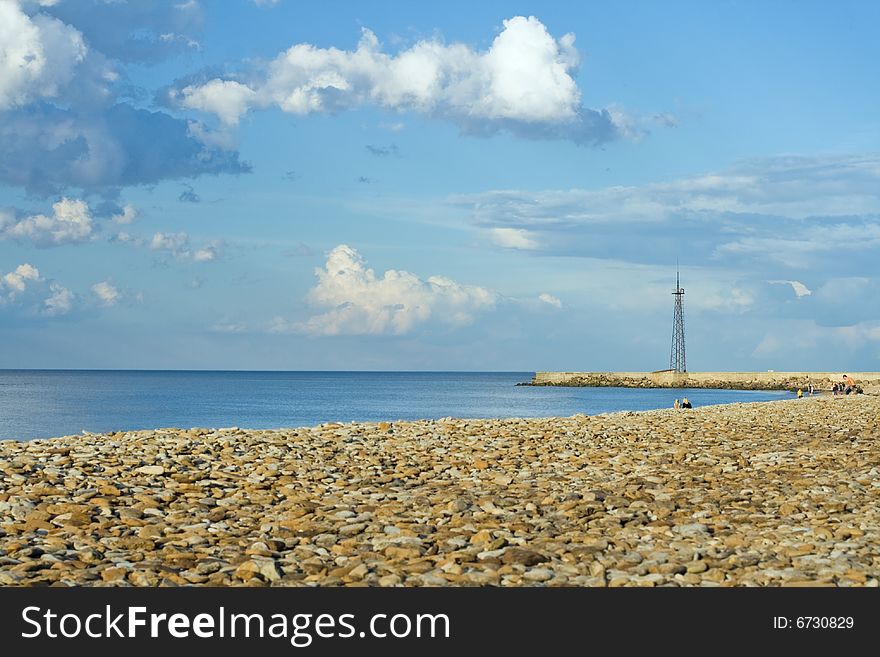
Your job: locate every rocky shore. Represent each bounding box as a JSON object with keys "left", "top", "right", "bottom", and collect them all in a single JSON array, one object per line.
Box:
[
  {"left": 524, "top": 373, "right": 811, "bottom": 390},
  {"left": 526, "top": 370, "right": 880, "bottom": 391},
  {"left": 1, "top": 396, "right": 878, "bottom": 587}
]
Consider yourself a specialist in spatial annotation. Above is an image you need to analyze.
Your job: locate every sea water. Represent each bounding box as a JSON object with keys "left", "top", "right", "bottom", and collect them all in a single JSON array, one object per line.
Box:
[{"left": 0, "top": 370, "right": 790, "bottom": 441}]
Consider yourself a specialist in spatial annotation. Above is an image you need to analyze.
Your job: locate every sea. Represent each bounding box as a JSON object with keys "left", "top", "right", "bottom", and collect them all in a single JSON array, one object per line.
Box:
[{"left": 0, "top": 370, "right": 791, "bottom": 441}]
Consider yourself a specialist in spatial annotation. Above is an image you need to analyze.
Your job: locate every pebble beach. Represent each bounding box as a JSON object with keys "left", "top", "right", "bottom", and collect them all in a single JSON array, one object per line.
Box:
[{"left": 1, "top": 395, "right": 878, "bottom": 587}]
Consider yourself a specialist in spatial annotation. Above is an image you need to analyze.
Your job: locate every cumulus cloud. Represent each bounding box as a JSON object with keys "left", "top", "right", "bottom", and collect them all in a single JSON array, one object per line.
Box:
[
  {"left": 487, "top": 227, "right": 539, "bottom": 250},
  {"left": 0, "top": 197, "right": 94, "bottom": 246},
  {"left": 0, "top": 2, "right": 248, "bottom": 197},
  {"left": 111, "top": 203, "right": 137, "bottom": 224},
  {"left": 179, "top": 79, "right": 256, "bottom": 126},
  {"left": 109, "top": 230, "right": 141, "bottom": 245},
  {"left": 91, "top": 281, "right": 120, "bottom": 306},
  {"left": 538, "top": 293, "right": 562, "bottom": 308},
  {"left": 283, "top": 244, "right": 497, "bottom": 336},
  {"left": 175, "top": 16, "right": 634, "bottom": 144},
  {"left": 150, "top": 231, "right": 189, "bottom": 254},
  {"left": 0, "top": 1, "right": 88, "bottom": 110},
  {"left": 192, "top": 245, "right": 219, "bottom": 262},
  {"left": 769, "top": 280, "right": 812, "bottom": 298},
  {"left": 43, "top": 282, "right": 73, "bottom": 315},
  {"left": 1, "top": 262, "right": 76, "bottom": 316},
  {"left": 149, "top": 231, "right": 221, "bottom": 262},
  {"left": 1, "top": 263, "right": 41, "bottom": 301}
]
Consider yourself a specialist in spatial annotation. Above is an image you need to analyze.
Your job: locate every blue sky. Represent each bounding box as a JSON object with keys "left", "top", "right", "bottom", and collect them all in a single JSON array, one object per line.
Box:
[{"left": 1, "top": 0, "right": 879, "bottom": 371}]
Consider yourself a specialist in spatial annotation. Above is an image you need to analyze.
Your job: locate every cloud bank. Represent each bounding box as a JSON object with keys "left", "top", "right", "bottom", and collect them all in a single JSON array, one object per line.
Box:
[
  {"left": 456, "top": 153, "right": 880, "bottom": 269},
  {"left": 175, "top": 16, "right": 633, "bottom": 145}
]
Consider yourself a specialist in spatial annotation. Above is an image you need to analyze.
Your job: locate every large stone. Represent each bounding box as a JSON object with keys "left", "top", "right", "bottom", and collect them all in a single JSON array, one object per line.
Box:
[
  {"left": 135, "top": 465, "right": 165, "bottom": 476},
  {"left": 235, "top": 559, "right": 281, "bottom": 582},
  {"left": 501, "top": 548, "right": 548, "bottom": 567}
]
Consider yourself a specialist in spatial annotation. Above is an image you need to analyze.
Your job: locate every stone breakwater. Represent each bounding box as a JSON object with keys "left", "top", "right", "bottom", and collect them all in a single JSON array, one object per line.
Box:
[
  {"left": 1, "top": 396, "right": 878, "bottom": 587},
  {"left": 528, "top": 370, "right": 880, "bottom": 392}
]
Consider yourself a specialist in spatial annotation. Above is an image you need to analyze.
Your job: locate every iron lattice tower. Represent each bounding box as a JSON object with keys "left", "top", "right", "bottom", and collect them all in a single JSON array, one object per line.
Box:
[{"left": 670, "top": 268, "right": 686, "bottom": 372}]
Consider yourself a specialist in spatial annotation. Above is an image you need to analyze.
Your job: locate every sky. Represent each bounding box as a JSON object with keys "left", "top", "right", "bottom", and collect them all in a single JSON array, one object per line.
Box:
[{"left": 1, "top": 0, "right": 880, "bottom": 371}]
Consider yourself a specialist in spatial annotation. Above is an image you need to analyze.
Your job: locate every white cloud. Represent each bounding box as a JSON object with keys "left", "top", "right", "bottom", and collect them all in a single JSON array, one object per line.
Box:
[
  {"left": 1, "top": 263, "right": 40, "bottom": 301},
  {"left": 538, "top": 292, "right": 562, "bottom": 308},
  {"left": 455, "top": 153, "right": 880, "bottom": 271},
  {"left": 1, "top": 261, "right": 74, "bottom": 315},
  {"left": 91, "top": 281, "right": 120, "bottom": 306},
  {"left": 0, "top": 0, "right": 247, "bottom": 199},
  {"left": 487, "top": 227, "right": 539, "bottom": 250},
  {"left": 148, "top": 231, "right": 220, "bottom": 262},
  {"left": 110, "top": 231, "right": 141, "bottom": 245},
  {"left": 180, "top": 79, "right": 256, "bottom": 126},
  {"left": 176, "top": 16, "right": 628, "bottom": 144},
  {"left": 150, "top": 231, "right": 189, "bottom": 253},
  {"left": 769, "top": 279, "right": 812, "bottom": 298},
  {"left": 715, "top": 223, "right": 880, "bottom": 267},
  {"left": 192, "top": 244, "right": 219, "bottom": 262},
  {"left": 111, "top": 203, "right": 138, "bottom": 224},
  {"left": 459, "top": 154, "right": 880, "bottom": 227},
  {"left": 0, "top": 197, "right": 94, "bottom": 246},
  {"left": 43, "top": 282, "right": 72, "bottom": 316},
  {"left": 0, "top": 1, "right": 88, "bottom": 110},
  {"left": 287, "top": 244, "right": 497, "bottom": 336}
]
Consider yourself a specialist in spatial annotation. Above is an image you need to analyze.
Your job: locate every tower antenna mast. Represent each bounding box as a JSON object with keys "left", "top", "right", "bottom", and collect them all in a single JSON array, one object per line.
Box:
[{"left": 670, "top": 263, "right": 686, "bottom": 372}]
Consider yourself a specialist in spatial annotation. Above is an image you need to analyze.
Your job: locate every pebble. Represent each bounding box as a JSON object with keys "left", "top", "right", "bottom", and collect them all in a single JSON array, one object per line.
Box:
[{"left": 0, "top": 396, "right": 878, "bottom": 587}]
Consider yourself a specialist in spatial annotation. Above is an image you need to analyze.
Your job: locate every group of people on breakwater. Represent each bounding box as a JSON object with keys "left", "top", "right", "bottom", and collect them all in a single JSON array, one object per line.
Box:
[
  {"left": 797, "top": 375, "right": 863, "bottom": 399},
  {"left": 831, "top": 374, "right": 862, "bottom": 396},
  {"left": 672, "top": 398, "right": 692, "bottom": 409}
]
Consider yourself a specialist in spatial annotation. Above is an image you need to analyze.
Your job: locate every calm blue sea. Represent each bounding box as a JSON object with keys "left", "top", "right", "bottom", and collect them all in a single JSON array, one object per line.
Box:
[{"left": 0, "top": 370, "right": 790, "bottom": 441}]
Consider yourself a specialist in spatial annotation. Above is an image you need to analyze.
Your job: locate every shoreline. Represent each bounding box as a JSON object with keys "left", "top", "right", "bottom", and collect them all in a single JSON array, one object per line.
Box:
[
  {"left": 2, "top": 386, "right": 793, "bottom": 444},
  {"left": 1, "top": 395, "right": 878, "bottom": 587}
]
